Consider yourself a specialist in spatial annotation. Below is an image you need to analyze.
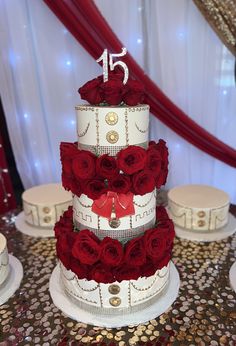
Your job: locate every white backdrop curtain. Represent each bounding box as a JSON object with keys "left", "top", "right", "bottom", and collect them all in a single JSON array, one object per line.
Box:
[{"left": 0, "top": 0, "right": 236, "bottom": 201}]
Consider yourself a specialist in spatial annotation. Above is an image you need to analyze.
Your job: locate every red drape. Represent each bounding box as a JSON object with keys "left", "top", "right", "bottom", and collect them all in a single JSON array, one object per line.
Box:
[
  {"left": 0, "top": 134, "right": 17, "bottom": 213},
  {"left": 44, "top": 0, "right": 236, "bottom": 168}
]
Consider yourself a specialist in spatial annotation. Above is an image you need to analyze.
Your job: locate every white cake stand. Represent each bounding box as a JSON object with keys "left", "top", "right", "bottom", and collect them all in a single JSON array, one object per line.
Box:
[
  {"left": 15, "top": 211, "right": 54, "bottom": 238},
  {"left": 229, "top": 261, "right": 236, "bottom": 293},
  {"left": 171, "top": 213, "right": 236, "bottom": 242},
  {"left": 0, "top": 255, "right": 23, "bottom": 305},
  {"left": 49, "top": 261, "right": 180, "bottom": 328}
]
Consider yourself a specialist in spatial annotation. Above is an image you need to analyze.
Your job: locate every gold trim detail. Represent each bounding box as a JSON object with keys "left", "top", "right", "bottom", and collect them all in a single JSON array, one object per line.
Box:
[
  {"left": 106, "top": 131, "right": 119, "bottom": 144},
  {"left": 105, "top": 112, "right": 118, "bottom": 125},
  {"left": 134, "top": 192, "right": 154, "bottom": 208},
  {"left": 197, "top": 210, "right": 206, "bottom": 218},
  {"left": 109, "top": 296, "right": 121, "bottom": 307},
  {"left": 77, "top": 122, "right": 90, "bottom": 137},
  {"left": 198, "top": 220, "right": 206, "bottom": 227},
  {"left": 135, "top": 122, "right": 148, "bottom": 133},
  {"left": 125, "top": 109, "right": 129, "bottom": 146},
  {"left": 43, "top": 207, "right": 50, "bottom": 214},
  {"left": 108, "top": 284, "right": 120, "bottom": 295}
]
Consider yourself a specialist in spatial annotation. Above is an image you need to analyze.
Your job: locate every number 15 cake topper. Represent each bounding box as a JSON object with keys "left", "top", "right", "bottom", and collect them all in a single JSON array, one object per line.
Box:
[{"left": 96, "top": 48, "right": 129, "bottom": 84}]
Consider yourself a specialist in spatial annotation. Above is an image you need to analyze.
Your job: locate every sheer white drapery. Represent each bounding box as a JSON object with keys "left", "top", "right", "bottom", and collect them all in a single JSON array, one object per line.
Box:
[{"left": 0, "top": 0, "right": 235, "bottom": 201}]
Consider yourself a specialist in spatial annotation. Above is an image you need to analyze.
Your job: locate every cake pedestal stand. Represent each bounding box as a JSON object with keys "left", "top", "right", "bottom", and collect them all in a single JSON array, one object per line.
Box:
[
  {"left": 229, "top": 261, "right": 236, "bottom": 293},
  {"left": 15, "top": 211, "right": 54, "bottom": 238},
  {"left": 49, "top": 261, "right": 180, "bottom": 328},
  {"left": 171, "top": 213, "right": 236, "bottom": 242},
  {"left": 0, "top": 255, "right": 23, "bottom": 305}
]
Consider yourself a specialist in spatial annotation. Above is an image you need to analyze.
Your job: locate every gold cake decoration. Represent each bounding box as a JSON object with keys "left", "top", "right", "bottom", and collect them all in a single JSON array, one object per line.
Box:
[{"left": 105, "top": 112, "right": 118, "bottom": 125}]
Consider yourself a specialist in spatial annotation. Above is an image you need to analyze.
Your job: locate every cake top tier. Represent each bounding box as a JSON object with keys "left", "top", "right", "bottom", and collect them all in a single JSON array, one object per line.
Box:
[
  {"left": 0, "top": 233, "right": 6, "bottom": 252},
  {"left": 22, "top": 183, "right": 72, "bottom": 205},
  {"left": 168, "top": 184, "right": 229, "bottom": 209}
]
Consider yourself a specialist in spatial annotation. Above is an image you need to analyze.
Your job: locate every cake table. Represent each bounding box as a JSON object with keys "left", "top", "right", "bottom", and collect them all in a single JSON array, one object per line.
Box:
[{"left": 0, "top": 208, "right": 235, "bottom": 345}]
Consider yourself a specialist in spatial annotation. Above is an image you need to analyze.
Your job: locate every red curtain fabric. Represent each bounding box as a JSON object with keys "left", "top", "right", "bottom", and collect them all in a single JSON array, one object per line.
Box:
[
  {"left": 0, "top": 134, "right": 17, "bottom": 213},
  {"left": 44, "top": 0, "right": 236, "bottom": 168}
]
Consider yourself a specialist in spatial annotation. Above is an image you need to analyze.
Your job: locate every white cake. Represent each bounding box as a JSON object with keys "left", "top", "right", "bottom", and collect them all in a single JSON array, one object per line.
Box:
[
  {"left": 61, "top": 262, "right": 169, "bottom": 313},
  {"left": 168, "top": 185, "right": 230, "bottom": 231},
  {"left": 55, "top": 71, "right": 175, "bottom": 317},
  {"left": 22, "top": 183, "right": 72, "bottom": 229},
  {"left": 76, "top": 105, "right": 149, "bottom": 156},
  {"left": 0, "top": 233, "right": 9, "bottom": 286}
]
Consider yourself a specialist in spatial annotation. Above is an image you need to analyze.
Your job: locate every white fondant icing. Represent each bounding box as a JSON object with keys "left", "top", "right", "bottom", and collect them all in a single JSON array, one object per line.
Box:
[
  {"left": 60, "top": 262, "right": 169, "bottom": 313},
  {"left": 73, "top": 190, "right": 156, "bottom": 240},
  {"left": 76, "top": 105, "right": 149, "bottom": 155},
  {"left": 0, "top": 233, "right": 9, "bottom": 286},
  {"left": 168, "top": 185, "right": 230, "bottom": 231},
  {"left": 22, "top": 183, "right": 72, "bottom": 228}
]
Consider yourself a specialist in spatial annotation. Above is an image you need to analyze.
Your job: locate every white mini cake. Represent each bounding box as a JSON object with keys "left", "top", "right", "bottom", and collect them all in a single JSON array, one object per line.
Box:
[
  {"left": 23, "top": 183, "right": 72, "bottom": 228},
  {"left": 0, "top": 233, "right": 9, "bottom": 286},
  {"left": 76, "top": 105, "right": 149, "bottom": 156},
  {"left": 168, "top": 185, "right": 230, "bottom": 231},
  {"left": 61, "top": 262, "right": 169, "bottom": 314}
]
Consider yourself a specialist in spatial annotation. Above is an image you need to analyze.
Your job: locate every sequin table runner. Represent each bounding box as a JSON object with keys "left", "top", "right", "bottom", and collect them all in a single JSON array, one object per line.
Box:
[{"left": 0, "top": 210, "right": 235, "bottom": 346}]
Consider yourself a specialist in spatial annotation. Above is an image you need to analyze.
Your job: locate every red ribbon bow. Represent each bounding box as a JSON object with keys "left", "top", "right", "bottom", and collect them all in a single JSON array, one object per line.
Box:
[{"left": 92, "top": 191, "right": 135, "bottom": 220}]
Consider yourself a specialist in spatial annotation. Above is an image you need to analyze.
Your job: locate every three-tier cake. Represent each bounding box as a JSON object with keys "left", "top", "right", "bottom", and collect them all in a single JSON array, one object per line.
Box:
[{"left": 54, "top": 70, "right": 175, "bottom": 316}]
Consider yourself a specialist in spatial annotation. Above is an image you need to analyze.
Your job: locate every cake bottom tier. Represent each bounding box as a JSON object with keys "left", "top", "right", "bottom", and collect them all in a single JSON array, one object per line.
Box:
[{"left": 60, "top": 262, "right": 170, "bottom": 315}]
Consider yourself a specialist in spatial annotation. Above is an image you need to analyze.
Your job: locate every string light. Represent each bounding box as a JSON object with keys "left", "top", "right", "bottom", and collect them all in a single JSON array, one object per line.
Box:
[
  {"left": 177, "top": 31, "right": 185, "bottom": 40},
  {"left": 34, "top": 161, "right": 39, "bottom": 168},
  {"left": 24, "top": 113, "right": 29, "bottom": 119},
  {"left": 66, "top": 60, "right": 71, "bottom": 66},
  {"left": 222, "top": 90, "right": 228, "bottom": 95},
  {"left": 137, "top": 38, "right": 142, "bottom": 44},
  {"left": 70, "top": 120, "right": 75, "bottom": 125}
]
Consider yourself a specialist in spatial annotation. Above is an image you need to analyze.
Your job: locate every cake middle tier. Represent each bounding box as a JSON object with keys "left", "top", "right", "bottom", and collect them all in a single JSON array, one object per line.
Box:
[
  {"left": 76, "top": 104, "right": 149, "bottom": 156},
  {"left": 73, "top": 190, "right": 156, "bottom": 241}
]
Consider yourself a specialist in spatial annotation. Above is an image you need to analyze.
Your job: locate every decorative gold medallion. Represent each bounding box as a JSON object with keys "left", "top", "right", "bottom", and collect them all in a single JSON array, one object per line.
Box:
[
  {"left": 105, "top": 112, "right": 118, "bottom": 125},
  {"left": 109, "top": 296, "right": 121, "bottom": 307},
  {"left": 43, "top": 216, "right": 51, "bottom": 223},
  {"left": 198, "top": 220, "right": 205, "bottom": 227},
  {"left": 109, "top": 218, "right": 121, "bottom": 228},
  {"left": 108, "top": 284, "right": 120, "bottom": 295},
  {"left": 106, "top": 131, "right": 119, "bottom": 144},
  {"left": 197, "top": 211, "right": 206, "bottom": 218},
  {"left": 43, "top": 207, "right": 50, "bottom": 214}
]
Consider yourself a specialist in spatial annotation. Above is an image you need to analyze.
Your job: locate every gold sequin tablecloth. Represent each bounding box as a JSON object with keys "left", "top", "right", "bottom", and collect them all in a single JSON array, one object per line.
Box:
[{"left": 0, "top": 210, "right": 236, "bottom": 346}]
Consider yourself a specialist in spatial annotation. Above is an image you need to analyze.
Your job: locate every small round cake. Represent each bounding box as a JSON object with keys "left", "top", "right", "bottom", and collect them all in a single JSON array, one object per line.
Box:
[
  {"left": 0, "top": 233, "right": 9, "bottom": 286},
  {"left": 168, "top": 185, "right": 230, "bottom": 231},
  {"left": 22, "top": 183, "right": 72, "bottom": 229}
]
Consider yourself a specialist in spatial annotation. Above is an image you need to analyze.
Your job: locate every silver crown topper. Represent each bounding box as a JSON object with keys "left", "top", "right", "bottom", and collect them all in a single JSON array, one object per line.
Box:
[{"left": 96, "top": 48, "right": 129, "bottom": 85}]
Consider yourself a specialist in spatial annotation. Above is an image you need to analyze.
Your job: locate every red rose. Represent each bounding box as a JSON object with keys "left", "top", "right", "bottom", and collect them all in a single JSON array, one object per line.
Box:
[
  {"left": 156, "top": 206, "right": 169, "bottom": 221},
  {"left": 72, "top": 229, "right": 101, "bottom": 265},
  {"left": 56, "top": 232, "right": 76, "bottom": 269},
  {"left": 155, "top": 140, "right": 169, "bottom": 188},
  {"left": 85, "top": 179, "right": 107, "bottom": 200},
  {"left": 101, "top": 79, "right": 124, "bottom": 105},
  {"left": 100, "top": 237, "right": 123, "bottom": 266},
  {"left": 60, "top": 142, "right": 79, "bottom": 176},
  {"left": 132, "top": 170, "right": 155, "bottom": 195},
  {"left": 158, "top": 219, "right": 175, "bottom": 251},
  {"left": 117, "top": 146, "right": 147, "bottom": 175},
  {"left": 96, "top": 154, "right": 119, "bottom": 179},
  {"left": 123, "top": 80, "right": 145, "bottom": 106},
  {"left": 69, "top": 178, "right": 83, "bottom": 197},
  {"left": 91, "top": 263, "right": 114, "bottom": 283},
  {"left": 154, "top": 253, "right": 171, "bottom": 270},
  {"left": 69, "top": 257, "right": 90, "bottom": 280},
  {"left": 64, "top": 206, "right": 73, "bottom": 219},
  {"left": 78, "top": 77, "right": 103, "bottom": 105},
  {"left": 113, "top": 264, "right": 141, "bottom": 282},
  {"left": 72, "top": 150, "right": 96, "bottom": 180},
  {"left": 62, "top": 173, "right": 72, "bottom": 191},
  {"left": 124, "top": 236, "right": 146, "bottom": 266},
  {"left": 141, "top": 259, "right": 156, "bottom": 277},
  {"left": 109, "top": 174, "right": 131, "bottom": 194},
  {"left": 146, "top": 146, "right": 162, "bottom": 178},
  {"left": 144, "top": 227, "right": 166, "bottom": 261}
]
